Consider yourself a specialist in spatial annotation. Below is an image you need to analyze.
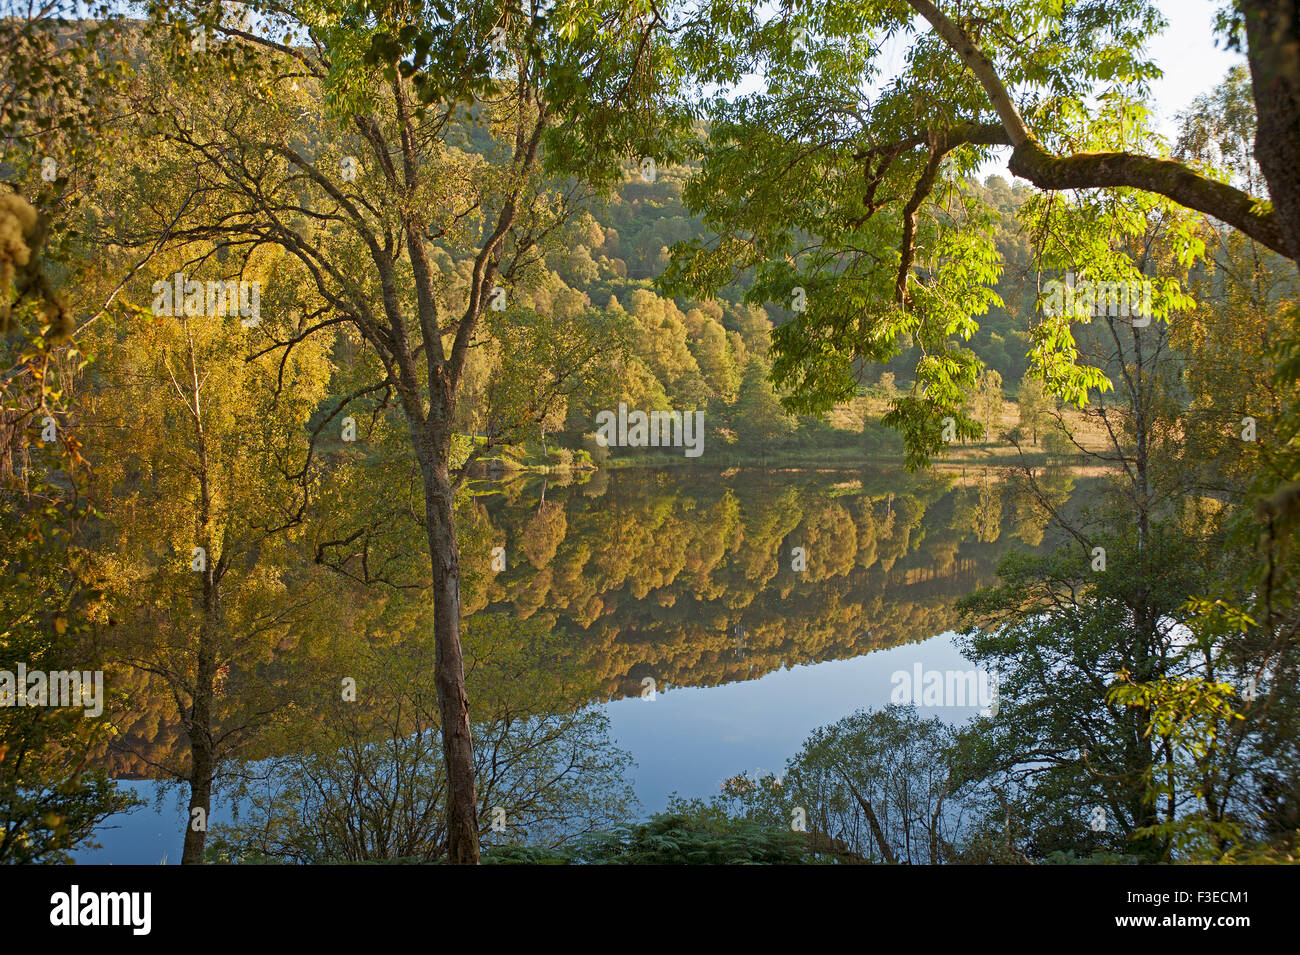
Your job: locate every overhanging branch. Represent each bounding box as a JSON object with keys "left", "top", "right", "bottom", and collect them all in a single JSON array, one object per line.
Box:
[{"left": 906, "top": 0, "right": 1290, "bottom": 258}]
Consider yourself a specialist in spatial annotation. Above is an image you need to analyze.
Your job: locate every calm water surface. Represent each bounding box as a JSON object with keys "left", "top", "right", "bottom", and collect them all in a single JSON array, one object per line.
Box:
[{"left": 75, "top": 464, "right": 1083, "bottom": 863}]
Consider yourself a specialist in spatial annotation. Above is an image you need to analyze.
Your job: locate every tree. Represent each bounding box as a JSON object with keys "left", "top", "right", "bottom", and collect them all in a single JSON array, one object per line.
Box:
[
  {"left": 663, "top": 0, "right": 1296, "bottom": 463},
  {"left": 0, "top": 439, "right": 138, "bottom": 862},
  {"left": 1, "top": 4, "right": 141, "bottom": 861},
  {"left": 117, "top": 0, "right": 693, "bottom": 863},
  {"left": 572, "top": 805, "right": 819, "bottom": 864},
  {"left": 85, "top": 282, "right": 333, "bottom": 863},
  {"left": 953, "top": 190, "right": 1279, "bottom": 861},
  {"left": 692, "top": 314, "right": 741, "bottom": 405},
  {"left": 713, "top": 706, "right": 962, "bottom": 864},
  {"left": 1016, "top": 371, "right": 1047, "bottom": 445},
  {"left": 1, "top": 1, "right": 129, "bottom": 344},
  {"left": 625, "top": 287, "right": 707, "bottom": 405},
  {"left": 1231, "top": 0, "right": 1300, "bottom": 262},
  {"left": 733, "top": 356, "right": 795, "bottom": 444},
  {"left": 2, "top": 3, "right": 133, "bottom": 463},
  {"left": 971, "top": 367, "right": 1003, "bottom": 442},
  {"left": 904, "top": 0, "right": 1295, "bottom": 259}
]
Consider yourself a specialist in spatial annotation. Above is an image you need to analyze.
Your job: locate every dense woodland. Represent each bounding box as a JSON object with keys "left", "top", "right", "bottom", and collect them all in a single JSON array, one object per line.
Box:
[{"left": 2, "top": 0, "right": 1300, "bottom": 866}]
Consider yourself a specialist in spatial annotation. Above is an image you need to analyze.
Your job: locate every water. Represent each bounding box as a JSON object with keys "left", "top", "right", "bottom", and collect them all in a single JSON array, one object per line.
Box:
[{"left": 75, "top": 464, "right": 1084, "bottom": 863}]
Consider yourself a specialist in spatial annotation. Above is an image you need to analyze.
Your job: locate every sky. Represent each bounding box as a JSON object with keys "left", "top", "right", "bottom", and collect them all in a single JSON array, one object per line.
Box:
[{"left": 1146, "top": 0, "right": 1243, "bottom": 132}]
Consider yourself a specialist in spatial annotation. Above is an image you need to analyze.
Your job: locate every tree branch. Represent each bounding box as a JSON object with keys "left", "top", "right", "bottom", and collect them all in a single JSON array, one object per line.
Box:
[{"left": 905, "top": 0, "right": 1290, "bottom": 258}]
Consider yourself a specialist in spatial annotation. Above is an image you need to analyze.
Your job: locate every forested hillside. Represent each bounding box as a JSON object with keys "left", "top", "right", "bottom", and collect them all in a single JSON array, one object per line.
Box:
[{"left": 431, "top": 156, "right": 1049, "bottom": 465}]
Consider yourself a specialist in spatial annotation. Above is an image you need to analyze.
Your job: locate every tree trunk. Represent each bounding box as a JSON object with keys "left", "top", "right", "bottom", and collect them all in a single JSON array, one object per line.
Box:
[
  {"left": 419, "top": 454, "right": 480, "bottom": 864},
  {"left": 181, "top": 738, "right": 214, "bottom": 863},
  {"left": 1244, "top": 0, "right": 1300, "bottom": 262},
  {"left": 181, "top": 639, "right": 216, "bottom": 864},
  {"left": 182, "top": 327, "right": 217, "bottom": 866},
  {"left": 1127, "top": 322, "right": 1164, "bottom": 860}
]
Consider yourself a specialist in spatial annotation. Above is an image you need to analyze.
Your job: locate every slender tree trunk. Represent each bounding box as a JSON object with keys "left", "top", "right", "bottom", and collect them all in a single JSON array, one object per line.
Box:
[
  {"left": 181, "top": 667, "right": 215, "bottom": 864},
  {"left": 181, "top": 322, "right": 217, "bottom": 865},
  {"left": 1128, "top": 323, "right": 1163, "bottom": 859},
  {"left": 180, "top": 569, "right": 217, "bottom": 864},
  {"left": 418, "top": 449, "right": 480, "bottom": 864}
]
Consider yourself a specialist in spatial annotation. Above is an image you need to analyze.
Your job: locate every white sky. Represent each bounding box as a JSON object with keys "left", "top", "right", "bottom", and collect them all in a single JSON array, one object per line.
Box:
[{"left": 1146, "top": 0, "right": 1244, "bottom": 129}]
